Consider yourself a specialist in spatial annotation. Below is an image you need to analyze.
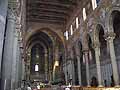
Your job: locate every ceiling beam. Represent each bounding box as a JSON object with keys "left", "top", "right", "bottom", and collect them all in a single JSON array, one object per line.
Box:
[
  {"left": 28, "top": 15, "right": 67, "bottom": 20},
  {"left": 27, "top": 9, "right": 70, "bottom": 17},
  {"left": 27, "top": 12, "right": 67, "bottom": 20},
  {"left": 27, "top": 4, "right": 72, "bottom": 14},
  {"left": 27, "top": 18, "right": 65, "bottom": 24},
  {"left": 27, "top": 0, "right": 76, "bottom": 8}
]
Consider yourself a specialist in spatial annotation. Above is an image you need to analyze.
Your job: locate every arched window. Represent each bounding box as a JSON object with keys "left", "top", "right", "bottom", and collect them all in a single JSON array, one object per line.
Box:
[
  {"left": 76, "top": 17, "right": 79, "bottom": 29},
  {"left": 35, "top": 64, "right": 39, "bottom": 71},
  {"left": 87, "top": 35, "right": 95, "bottom": 64},
  {"left": 91, "top": 0, "right": 100, "bottom": 10},
  {"left": 70, "top": 25, "right": 73, "bottom": 35},
  {"left": 112, "top": 11, "right": 120, "bottom": 58},
  {"left": 96, "top": 0, "right": 100, "bottom": 4}
]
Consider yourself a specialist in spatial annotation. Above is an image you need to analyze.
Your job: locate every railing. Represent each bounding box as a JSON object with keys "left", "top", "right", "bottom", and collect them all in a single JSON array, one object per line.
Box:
[
  {"left": 40, "top": 88, "right": 52, "bottom": 90},
  {"left": 32, "top": 86, "right": 120, "bottom": 90},
  {"left": 71, "top": 86, "right": 120, "bottom": 90}
]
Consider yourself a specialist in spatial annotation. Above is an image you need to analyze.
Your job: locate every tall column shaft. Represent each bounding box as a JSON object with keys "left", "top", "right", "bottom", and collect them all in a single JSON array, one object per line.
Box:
[
  {"left": 76, "top": 56, "right": 82, "bottom": 86},
  {"left": 45, "top": 51, "right": 48, "bottom": 81},
  {"left": 11, "top": 29, "right": 19, "bottom": 90},
  {"left": 94, "top": 46, "right": 103, "bottom": 87},
  {"left": 0, "top": 0, "right": 8, "bottom": 79},
  {"left": 15, "top": 43, "right": 20, "bottom": 88},
  {"left": 108, "top": 37, "right": 119, "bottom": 86},
  {"left": 1, "top": 8, "right": 16, "bottom": 90},
  {"left": 53, "top": 45, "right": 59, "bottom": 81},
  {"left": 71, "top": 60, "right": 75, "bottom": 85},
  {"left": 84, "top": 52, "right": 90, "bottom": 87},
  {"left": 105, "top": 32, "right": 119, "bottom": 86}
]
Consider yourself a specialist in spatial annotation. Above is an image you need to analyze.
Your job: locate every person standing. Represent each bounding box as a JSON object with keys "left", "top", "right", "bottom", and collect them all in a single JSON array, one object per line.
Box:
[{"left": 27, "top": 85, "right": 32, "bottom": 90}]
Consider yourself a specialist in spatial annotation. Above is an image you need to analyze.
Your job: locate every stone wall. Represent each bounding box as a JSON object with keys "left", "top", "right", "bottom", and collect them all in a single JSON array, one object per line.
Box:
[{"left": 64, "top": 0, "right": 120, "bottom": 86}]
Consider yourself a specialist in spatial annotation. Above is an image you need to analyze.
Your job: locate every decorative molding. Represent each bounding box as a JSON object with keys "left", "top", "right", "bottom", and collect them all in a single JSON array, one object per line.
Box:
[
  {"left": 93, "top": 41, "right": 100, "bottom": 48},
  {"left": 104, "top": 32, "right": 116, "bottom": 41}
]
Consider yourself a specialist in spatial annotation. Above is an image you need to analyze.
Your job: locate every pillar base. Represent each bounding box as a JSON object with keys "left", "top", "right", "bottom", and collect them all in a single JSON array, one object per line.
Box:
[
  {"left": 115, "top": 85, "right": 120, "bottom": 87},
  {"left": 98, "top": 85, "right": 103, "bottom": 87},
  {"left": 87, "top": 85, "right": 91, "bottom": 87}
]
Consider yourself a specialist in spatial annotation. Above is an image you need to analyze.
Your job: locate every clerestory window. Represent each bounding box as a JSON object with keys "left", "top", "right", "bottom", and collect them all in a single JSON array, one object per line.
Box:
[
  {"left": 83, "top": 8, "right": 87, "bottom": 21},
  {"left": 35, "top": 64, "right": 39, "bottom": 71}
]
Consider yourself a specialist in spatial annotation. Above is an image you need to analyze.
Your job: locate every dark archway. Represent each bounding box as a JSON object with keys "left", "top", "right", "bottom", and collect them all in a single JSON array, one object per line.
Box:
[
  {"left": 28, "top": 31, "right": 53, "bottom": 82},
  {"left": 30, "top": 44, "right": 45, "bottom": 77},
  {"left": 97, "top": 24, "right": 108, "bottom": 60},
  {"left": 25, "top": 30, "right": 65, "bottom": 84},
  {"left": 87, "top": 35, "right": 95, "bottom": 64},
  {"left": 112, "top": 11, "right": 120, "bottom": 57},
  {"left": 112, "top": 10, "right": 120, "bottom": 77}
]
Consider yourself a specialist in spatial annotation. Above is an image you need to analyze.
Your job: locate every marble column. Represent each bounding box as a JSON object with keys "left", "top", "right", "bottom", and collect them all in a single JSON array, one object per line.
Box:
[
  {"left": 48, "top": 48, "right": 52, "bottom": 83},
  {"left": 76, "top": 56, "right": 82, "bottom": 86},
  {"left": 53, "top": 46, "right": 59, "bottom": 81},
  {"left": 45, "top": 50, "right": 48, "bottom": 81},
  {"left": 0, "top": 0, "right": 8, "bottom": 79},
  {"left": 83, "top": 50, "right": 90, "bottom": 87},
  {"left": 15, "top": 43, "right": 20, "bottom": 88},
  {"left": 105, "top": 32, "right": 119, "bottom": 86},
  {"left": 71, "top": 59, "right": 75, "bottom": 85},
  {"left": 70, "top": 51, "right": 75, "bottom": 85},
  {"left": 94, "top": 41, "right": 103, "bottom": 87},
  {"left": 11, "top": 25, "right": 19, "bottom": 90},
  {"left": 1, "top": 8, "right": 16, "bottom": 90},
  {"left": 26, "top": 50, "right": 30, "bottom": 81},
  {"left": 75, "top": 45, "right": 82, "bottom": 85}
]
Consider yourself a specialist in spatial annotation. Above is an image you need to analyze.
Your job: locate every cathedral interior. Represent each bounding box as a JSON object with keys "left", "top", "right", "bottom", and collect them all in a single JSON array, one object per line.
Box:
[{"left": 0, "top": 0, "right": 120, "bottom": 90}]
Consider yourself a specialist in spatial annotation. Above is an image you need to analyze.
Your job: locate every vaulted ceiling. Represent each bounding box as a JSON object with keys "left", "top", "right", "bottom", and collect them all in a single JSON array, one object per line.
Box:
[{"left": 26, "top": 0, "right": 78, "bottom": 25}]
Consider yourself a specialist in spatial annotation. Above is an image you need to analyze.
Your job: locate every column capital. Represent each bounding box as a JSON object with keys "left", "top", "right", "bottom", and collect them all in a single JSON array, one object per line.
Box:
[
  {"left": 44, "top": 50, "right": 48, "bottom": 56},
  {"left": 93, "top": 41, "right": 100, "bottom": 48},
  {"left": 82, "top": 49, "right": 89, "bottom": 54},
  {"left": 7, "top": 8, "right": 16, "bottom": 21},
  {"left": 104, "top": 32, "right": 116, "bottom": 41}
]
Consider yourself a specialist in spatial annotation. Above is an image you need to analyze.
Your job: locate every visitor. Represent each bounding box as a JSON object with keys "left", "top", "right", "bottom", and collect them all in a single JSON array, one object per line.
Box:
[
  {"left": 111, "top": 75, "right": 115, "bottom": 87},
  {"left": 27, "top": 85, "right": 32, "bottom": 90},
  {"left": 104, "top": 80, "right": 107, "bottom": 87},
  {"left": 90, "top": 76, "right": 98, "bottom": 87},
  {"left": 65, "top": 86, "right": 70, "bottom": 90}
]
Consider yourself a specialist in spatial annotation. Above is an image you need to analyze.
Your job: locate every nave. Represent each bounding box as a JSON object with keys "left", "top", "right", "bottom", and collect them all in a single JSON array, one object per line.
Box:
[{"left": 0, "top": 0, "right": 120, "bottom": 90}]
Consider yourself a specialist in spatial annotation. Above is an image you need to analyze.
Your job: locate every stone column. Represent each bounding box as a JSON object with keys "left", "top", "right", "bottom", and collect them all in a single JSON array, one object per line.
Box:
[
  {"left": 53, "top": 46, "right": 59, "bottom": 81},
  {"left": 15, "top": 44, "right": 20, "bottom": 88},
  {"left": 1, "top": 8, "right": 16, "bottom": 90},
  {"left": 26, "top": 51, "right": 30, "bottom": 81},
  {"left": 75, "top": 45, "right": 82, "bottom": 86},
  {"left": 76, "top": 56, "right": 82, "bottom": 86},
  {"left": 83, "top": 50, "right": 90, "bottom": 87},
  {"left": 45, "top": 50, "right": 48, "bottom": 81},
  {"left": 70, "top": 51, "right": 75, "bottom": 85},
  {"left": 11, "top": 24, "right": 19, "bottom": 90},
  {"left": 105, "top": 32, "right": 119, "bottom": 86},
  {"left": 48, "top": 48, "right": 52, "bottom": 83},
  {"left": 94, "top": 41, "right": 103, "bottom": 87},
  {"left": 71, "top": 59, "right": 75, "bottom": 85},
  {"left": 0, "top": 0, "right": 8, "bottom": 79}
]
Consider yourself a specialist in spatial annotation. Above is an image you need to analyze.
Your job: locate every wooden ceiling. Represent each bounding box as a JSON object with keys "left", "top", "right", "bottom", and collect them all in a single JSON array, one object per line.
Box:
[{"left": 26, "top": 0, "right": 78, "bottom": 24}]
